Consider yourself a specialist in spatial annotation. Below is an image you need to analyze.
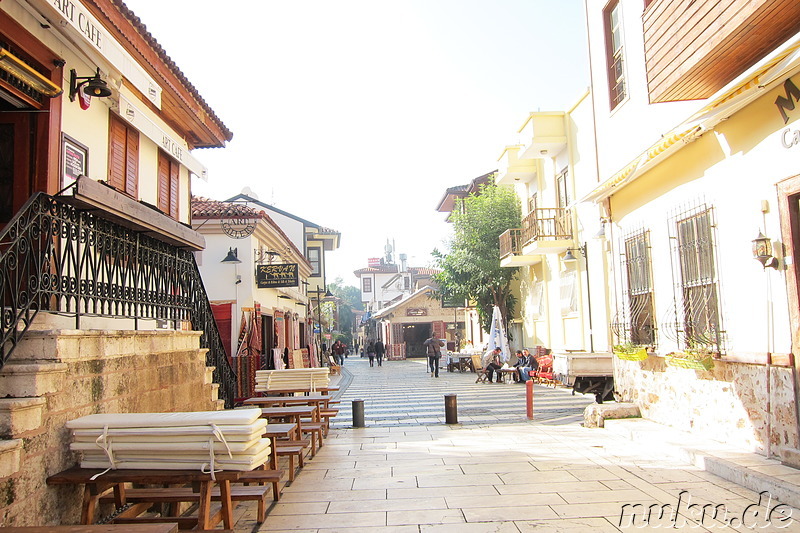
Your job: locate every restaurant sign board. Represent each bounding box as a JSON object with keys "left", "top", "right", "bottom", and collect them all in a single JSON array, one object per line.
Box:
[{"left": 256, "top": 263, "right": 299, "bottom": 288}]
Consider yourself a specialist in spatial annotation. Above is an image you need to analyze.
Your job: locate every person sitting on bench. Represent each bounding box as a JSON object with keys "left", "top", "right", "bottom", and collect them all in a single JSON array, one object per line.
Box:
[
  {"left": 515, "top": 348, "right": 537, "bottom": 383},
  {"left": 483, "top": 347, "right": 503, "bottom": 383}
]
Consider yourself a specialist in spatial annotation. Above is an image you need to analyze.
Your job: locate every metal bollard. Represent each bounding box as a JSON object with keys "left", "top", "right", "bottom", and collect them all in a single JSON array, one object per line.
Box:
[
  {"left": 526, "top": 380, "right": 534, "bottom": 420},
  {"left": 444, "top": 394, "right": 458, "bottom": 424},
  {"left": 352, "top": 399, "right": 365, "bottom": 427}
]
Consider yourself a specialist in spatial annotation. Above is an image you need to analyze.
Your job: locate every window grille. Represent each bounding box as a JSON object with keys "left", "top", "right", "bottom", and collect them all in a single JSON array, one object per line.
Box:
[
  {"left": 613, "top": 229, "right": 656, "bottom": 347},
  {"left": 665, "top": 202, "right": 725, "bottom": 352}
]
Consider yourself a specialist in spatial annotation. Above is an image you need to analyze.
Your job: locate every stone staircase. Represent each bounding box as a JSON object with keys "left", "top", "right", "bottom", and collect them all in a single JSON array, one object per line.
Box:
[{"left": 0, "top": 327, "right": 223, "bottom": 526}]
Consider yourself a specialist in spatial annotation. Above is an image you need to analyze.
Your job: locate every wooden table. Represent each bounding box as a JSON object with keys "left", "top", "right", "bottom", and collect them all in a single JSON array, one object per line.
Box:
[
  {"left": 46, "top": 467, "right": 240, "bottom": 529},
  {"left": 500, "top": 368, "right": 519, "bottom": 384},
  {"left": 245, "top": 395, "right": 333, "bottom": 409},
  {"left": 258, "top": 386, "right": 339, "bottom": 396},
  {"left": 261, "top": 422, "right": 297, "bottom": 470},
  {"left": 4, "top": 526, "right": 177, "bottom": 533},
  {"left": 259, "top": 405, "right": 322, "bottom": 456}
]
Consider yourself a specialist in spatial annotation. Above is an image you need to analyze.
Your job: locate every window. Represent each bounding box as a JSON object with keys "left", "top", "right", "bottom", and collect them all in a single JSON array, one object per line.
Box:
[
  {"left": 363, "top": 277, "right": 372, "bottom": 293},
  {"left": 307, "top": 247, "right": 321, "bottom": 277},
  {"left": 622, "top": 230, "right": 656, "bottom": 346},
  {"left": 157, "top": 150, "right": 179, "bottom": 218},
  {"left": 108, "top": 114, "right": 139, "bottom": 198},
  {"left": 556, "top": 169, "right": 570, "bottom": 209},
  {"left": 604, "top": 0, "right": 627, "bottom": 110},
  {"left": 527, "top": 193, "right": 538, "bottom": 214},
  {"left": 670, "top": 205, "right": 724, "bottom": 351},
  {"left": 560, "top": 269, "right": 577, "bottom": 316}
]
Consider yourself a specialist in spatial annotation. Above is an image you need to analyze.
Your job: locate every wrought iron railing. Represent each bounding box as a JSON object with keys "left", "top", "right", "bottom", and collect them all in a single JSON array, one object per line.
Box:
[{"left": 0, "top": 192, "right": 236, "bottom": 407}]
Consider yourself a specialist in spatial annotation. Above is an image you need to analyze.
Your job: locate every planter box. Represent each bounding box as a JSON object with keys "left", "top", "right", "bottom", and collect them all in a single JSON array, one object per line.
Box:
[
  {"left": 614, "top": 348, "right": 648, "bottom": 361},
  {"left": 665, "top": 353, "right": 714, "bottom": 370}
]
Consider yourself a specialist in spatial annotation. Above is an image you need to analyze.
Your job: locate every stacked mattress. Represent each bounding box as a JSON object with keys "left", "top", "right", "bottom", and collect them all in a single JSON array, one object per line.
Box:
[
  {"left": 67, "top": 408, "right": 270, "bottom": 473},
  {"left": 254, "top": 368, "right": 330, "bottom": 393}
]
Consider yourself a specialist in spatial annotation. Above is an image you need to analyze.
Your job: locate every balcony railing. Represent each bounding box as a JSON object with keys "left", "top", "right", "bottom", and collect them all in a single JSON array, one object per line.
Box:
[
  {"left": 0, "top": 192, "right": 236, "bottom": 407},
  {"left": 500, "top": 208, "right": 572, "bottom": 259},
  {"left": 522, "top": 208, "right": 572, "bottom": 243},
  {"left": 499, "top": 228, "right": 523, "bottom": 258}
]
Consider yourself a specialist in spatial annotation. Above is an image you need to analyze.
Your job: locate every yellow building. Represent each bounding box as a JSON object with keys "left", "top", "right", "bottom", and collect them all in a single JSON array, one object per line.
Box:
[{"left": 584, "top": 0, "right": 800, "bottom": 458}]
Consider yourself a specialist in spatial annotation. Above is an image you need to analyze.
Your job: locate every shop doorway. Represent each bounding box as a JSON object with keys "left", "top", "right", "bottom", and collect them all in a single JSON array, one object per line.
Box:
[{"left": 403, "top": 323, "right": 432, "bottom": 357}]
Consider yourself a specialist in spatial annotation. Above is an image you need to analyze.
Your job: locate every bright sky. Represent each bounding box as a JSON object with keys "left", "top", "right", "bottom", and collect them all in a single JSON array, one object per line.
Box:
[{"left": 123, "top": 0, "right": 589, "bottom": 286}]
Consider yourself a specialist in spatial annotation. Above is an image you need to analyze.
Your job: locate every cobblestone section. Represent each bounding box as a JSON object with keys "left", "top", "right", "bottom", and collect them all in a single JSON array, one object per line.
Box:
[{"left": 331, "top": 357, "right": 595, "bottom": 428}]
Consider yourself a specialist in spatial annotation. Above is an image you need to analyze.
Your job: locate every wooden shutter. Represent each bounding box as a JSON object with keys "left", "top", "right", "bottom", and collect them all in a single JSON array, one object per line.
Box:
[
  {"left": 169, "top": 159, "right": 179, "bottom": 218},
  {"left": 108, "top": 116, "right": 126, "bottom": 190},
  {"left": 125, "top": 127, "right": 138, "bottom": 198},
  {"left": 157, "top": 152, "right": 170, "bottom": 213}
]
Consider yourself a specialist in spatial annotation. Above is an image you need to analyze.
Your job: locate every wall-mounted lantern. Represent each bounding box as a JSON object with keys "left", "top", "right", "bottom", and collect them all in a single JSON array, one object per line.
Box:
[{"left": 752, "top": 231, "right": 779, "bottom": 269}]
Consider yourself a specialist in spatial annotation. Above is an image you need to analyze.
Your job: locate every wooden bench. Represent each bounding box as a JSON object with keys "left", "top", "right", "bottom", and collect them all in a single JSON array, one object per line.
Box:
[
  {"left": 2, "top": 526, "right": 182, "bottom": 532},
  {"left": 319, "top": 408, "right": 339, "bottom": 436},
  {"left": 275, "top": 440, "right": 308, "bottom": 481},
  {"left": 99, "top": 485, "right": 271, "bottom": 523},
  {"left": 237, "top": 468, "right": 283, "bottom": 502}
]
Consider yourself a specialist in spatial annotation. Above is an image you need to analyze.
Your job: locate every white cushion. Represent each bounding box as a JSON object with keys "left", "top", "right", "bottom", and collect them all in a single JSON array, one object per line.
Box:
[{"left": 66, "top": 409, "right": 262, "bottom": 429}]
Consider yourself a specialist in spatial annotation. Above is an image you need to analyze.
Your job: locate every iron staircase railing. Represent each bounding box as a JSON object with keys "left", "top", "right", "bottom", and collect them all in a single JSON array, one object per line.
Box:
[{"left": 0, "top": 192, "right": 236, "bottom": 407}]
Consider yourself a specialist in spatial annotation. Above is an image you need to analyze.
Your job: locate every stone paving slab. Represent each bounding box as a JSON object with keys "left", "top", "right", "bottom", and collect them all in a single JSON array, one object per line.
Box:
[{"left": 227, "top": 358, "right": 800, "bottom": 532}]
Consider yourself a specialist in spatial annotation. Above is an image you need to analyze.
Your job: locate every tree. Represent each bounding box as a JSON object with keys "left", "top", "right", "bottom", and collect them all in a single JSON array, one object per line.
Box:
[
  {"left": 327, "top": 277, "right": 363, "bottom": 346},
  {"left": 432, "top": 177, "right": 521, "bottom": 332}
]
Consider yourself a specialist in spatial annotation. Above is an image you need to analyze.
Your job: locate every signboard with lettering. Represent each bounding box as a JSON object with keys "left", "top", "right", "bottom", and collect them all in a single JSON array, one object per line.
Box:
[
  {"left": 441, "top": 294, "right": 466, "bottom": 308},
  {"left": 406, "top": 308, "right": 428, "bottom": 316},
  {"left": 367, "top": 257, "right": 381, "bottom": 267},
  {"left": 61, "top": 134, "right": 88, "bottom": 189},
  {"left": 256, "top": 263, "right": 299, "bottom": 288}
]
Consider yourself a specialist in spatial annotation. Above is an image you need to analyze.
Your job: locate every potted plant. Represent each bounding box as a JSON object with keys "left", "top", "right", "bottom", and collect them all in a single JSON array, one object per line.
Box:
[
  {"left": 664, "top": 348, "right": 715, "bottom": 370},
  {"left": 613, "top": 342, "right": 649, "bottom": 361}
]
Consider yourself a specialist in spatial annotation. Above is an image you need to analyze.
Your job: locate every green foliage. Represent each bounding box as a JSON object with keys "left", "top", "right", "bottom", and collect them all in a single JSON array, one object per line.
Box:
[
  {"left": 325, "top": 277, "right": 363, "bottom": 345},
  {"left": 432, "top": 177, "right": 521, "bottom": 331}
]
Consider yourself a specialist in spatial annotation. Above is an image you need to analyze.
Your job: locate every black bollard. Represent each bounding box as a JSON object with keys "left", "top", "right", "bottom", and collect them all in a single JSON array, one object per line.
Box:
[
  {"left": 352, "top": 399, "right": 365, "bottom": 427},
  {"left": 444, "top": 394, "right": 458, "bottom": 424}
]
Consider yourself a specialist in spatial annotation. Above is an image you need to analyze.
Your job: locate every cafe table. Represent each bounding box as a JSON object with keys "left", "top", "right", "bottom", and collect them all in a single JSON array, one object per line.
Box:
[
  {"left": 46, "top": 466, "right": 241, "bottom": 529},
  {"left": 258, "top": 405, "right": 322, "bottom": 456}
]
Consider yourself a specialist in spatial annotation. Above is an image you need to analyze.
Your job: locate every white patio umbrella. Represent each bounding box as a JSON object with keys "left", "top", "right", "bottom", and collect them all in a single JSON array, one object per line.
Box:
[{"left": 483, "top": 305, "right": 511, "bottom": 363}]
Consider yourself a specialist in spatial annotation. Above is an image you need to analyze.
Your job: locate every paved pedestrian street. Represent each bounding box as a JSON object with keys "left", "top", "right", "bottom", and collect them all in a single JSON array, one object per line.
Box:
[{"left": 231, "top": 358, "right": 800, "bottom": 532}]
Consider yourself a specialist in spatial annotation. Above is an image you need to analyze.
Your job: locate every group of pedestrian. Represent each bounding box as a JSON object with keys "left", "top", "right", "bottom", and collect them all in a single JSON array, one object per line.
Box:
[{"left": 365, "top": 339, "right": 385, "bottom": 367}]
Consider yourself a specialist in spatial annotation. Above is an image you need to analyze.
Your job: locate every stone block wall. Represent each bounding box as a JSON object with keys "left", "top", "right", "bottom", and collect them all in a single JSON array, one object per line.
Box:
[
  {"left": 0, "top": 329, "right": 222, "bottom": 527},
  {"left": 614, "top": 356, "right": 798, "bottom": 456}
]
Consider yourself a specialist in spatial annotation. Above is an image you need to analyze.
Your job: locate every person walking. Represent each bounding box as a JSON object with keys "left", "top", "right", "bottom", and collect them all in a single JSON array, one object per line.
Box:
[
  {"left": 367, "top": 340, "right": 376, "bottom": 367},
  {"left": 374, "top": 338, "right": 385, "bottom": 367},
  {"left": 423, "top": 334, "right": 444, "bottom": 378}
]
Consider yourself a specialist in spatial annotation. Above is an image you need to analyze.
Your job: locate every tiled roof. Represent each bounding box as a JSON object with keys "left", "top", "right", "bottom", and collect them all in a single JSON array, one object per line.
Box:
[
  {"left": 191, "top": 196, "right": 310, "bottom": 268},
  {"left": 191, "top": 197, "right": 263, "bottom": 219},
  {"left": 353, "top": 265, "right": 400, "bottom": 275},
  {"left": 112, "top": 1, "right": 233, "bottom": 142},
  {"left": 409, "top": 267, "right": 440, "bottom": 276}
]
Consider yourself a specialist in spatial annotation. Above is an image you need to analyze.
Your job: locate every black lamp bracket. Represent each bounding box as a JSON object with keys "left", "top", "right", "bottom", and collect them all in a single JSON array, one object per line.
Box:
[{"left": 69, "top": 67, "right": 111, "bottom": 102}]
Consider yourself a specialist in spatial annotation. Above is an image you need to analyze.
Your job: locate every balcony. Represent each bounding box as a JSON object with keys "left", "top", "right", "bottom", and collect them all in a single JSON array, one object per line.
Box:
[
  {"left": 495, "top": 145, "right": 537, "bottom": 186},
  {"left": 644, "top": 0, "right": 800, "bottom": 103},
  {"left": 499, "top": 208, "right": 573, "bottom": 267},
  {"left": 518, "top": 112, "right": 567, "bottom": 160}
]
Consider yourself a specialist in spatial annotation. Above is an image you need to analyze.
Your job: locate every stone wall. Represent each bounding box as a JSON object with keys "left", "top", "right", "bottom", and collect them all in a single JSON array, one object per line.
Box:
[
  {"left": 0, "top": 329, "right": 222, "bottom": 527},
  {"left": 614, "top": 356, "right": 798, "bottom": 456}
]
